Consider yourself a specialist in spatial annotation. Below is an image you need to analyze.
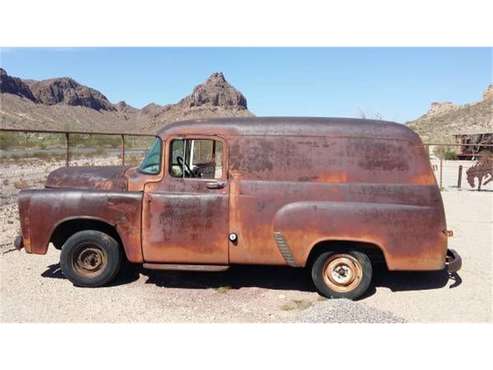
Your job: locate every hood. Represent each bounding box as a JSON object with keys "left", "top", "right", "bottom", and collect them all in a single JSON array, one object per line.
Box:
[{"left": 46, "top": 166, "right": 130, "bottom": 191}]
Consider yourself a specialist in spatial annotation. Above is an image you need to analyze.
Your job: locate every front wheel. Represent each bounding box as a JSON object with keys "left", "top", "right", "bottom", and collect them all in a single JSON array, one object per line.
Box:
[
  {"left": 311, "top": 250, "right": 372, "bottom": 300},
  {"left": 60, "top": 230, "right": 122, "bottom": 287}
]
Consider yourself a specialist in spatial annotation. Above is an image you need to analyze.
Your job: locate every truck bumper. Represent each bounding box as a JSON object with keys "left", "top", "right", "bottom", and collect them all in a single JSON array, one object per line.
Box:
[
  {"left": 445, "top": 249, "right": 461, "bottom": 273},
  {"left": 14, "top": 235, "right": 24, "bottom": 251}
]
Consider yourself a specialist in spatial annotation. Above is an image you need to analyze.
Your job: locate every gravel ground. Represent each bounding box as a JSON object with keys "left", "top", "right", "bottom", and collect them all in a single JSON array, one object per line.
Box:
[
  {"left": 0, "top": 160, "right": 491, "bottom": 323},
  {"left": 0, "top": 248, "right": 408, "bottom": 323}
]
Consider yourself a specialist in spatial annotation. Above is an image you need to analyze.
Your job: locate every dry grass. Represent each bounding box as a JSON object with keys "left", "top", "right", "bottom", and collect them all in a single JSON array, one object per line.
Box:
[
  {"left": 280, "top": 299, "right": 313, "bottom": 311},
  {"left": 214, "top": 286, "right": 232, "bottom": 294},
  {"left": 13, "top": 179, "right": 29, "bottom": 190}
]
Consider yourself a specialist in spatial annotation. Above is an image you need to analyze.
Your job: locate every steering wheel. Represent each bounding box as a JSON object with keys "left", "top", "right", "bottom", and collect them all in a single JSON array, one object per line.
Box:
[{"left": 176, "top": 156, "right": 194, "bottom": 178}]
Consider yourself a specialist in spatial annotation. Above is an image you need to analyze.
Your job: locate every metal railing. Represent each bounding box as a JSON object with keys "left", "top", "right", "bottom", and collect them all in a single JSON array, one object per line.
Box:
[
  {"left": 1, "top": 128, "right": 492, "bottom": 190},
  {"left": 0, "top": 127, "right": 155, "bottom": 167}
]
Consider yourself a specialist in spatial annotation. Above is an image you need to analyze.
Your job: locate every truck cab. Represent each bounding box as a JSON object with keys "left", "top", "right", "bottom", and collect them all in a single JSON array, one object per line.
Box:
[{"left": 15, "top": 117, "right": 461, "bottom": 300}]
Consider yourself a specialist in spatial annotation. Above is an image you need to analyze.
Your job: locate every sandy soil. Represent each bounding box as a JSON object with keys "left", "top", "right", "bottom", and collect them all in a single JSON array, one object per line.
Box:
[{"left": 0, "top": 159, "right": 491, "bottom": 323}]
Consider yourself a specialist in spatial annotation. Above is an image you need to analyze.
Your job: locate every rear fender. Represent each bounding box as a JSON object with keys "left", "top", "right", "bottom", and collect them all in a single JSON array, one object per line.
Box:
[{"left": 272, "top": 201, "right": 447, "bottom": 270}]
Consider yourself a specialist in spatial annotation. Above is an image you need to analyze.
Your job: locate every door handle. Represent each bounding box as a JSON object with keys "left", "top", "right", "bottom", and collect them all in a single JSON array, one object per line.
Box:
[{"left": 206, "top": 180, "right": 225, "bottom": 189}]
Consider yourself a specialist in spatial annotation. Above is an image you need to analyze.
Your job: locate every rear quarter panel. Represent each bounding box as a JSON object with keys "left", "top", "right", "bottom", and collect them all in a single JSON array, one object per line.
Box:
[{"left": 273, "top": 200, "right": 447, "bottom": 270}]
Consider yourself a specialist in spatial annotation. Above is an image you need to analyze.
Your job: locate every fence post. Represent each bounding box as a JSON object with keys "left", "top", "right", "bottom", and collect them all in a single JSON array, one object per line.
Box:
[
  {"left": 65, "top": 132, "right": 70, "bottom": 167},
  {"left": 121, "top": 134, "right": 125, "bottom": 166},
  {"left": 457, "top": 165, "right": 463, "bottom": 189},
  {"left": 439, "top": 159, "right": 443, "bottom": 189}
]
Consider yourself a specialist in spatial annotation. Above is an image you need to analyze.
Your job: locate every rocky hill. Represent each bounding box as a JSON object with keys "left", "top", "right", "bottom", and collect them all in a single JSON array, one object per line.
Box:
[
  {"left": 0, "top": 68, "right": 37, "bottom": 101},
  {"left": 0, "top": 69, "right": 253, "bottom": 133},
  {"left": 407, "top": 85, "right": 493, "bottom": 143}
]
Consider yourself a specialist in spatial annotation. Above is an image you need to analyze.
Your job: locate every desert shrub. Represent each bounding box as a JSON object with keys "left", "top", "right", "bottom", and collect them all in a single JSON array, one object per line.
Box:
[
  {"left": 433, "top": 146, "right": 457, "bottom": 160},
  {"left": 0, "top": 132, "right": 22, "bottom": 150},
  {"left": 14, "top": 178, "right": 29, "bottom": 189},
  {"left": 71, "top": 134, "right": 121, "bottom": 149},
  {"left": 94, "top": 147, "right": 106, "bottom": 156},
  {"left": 444, "top": 150, "right": 458, "bottom": 160}
]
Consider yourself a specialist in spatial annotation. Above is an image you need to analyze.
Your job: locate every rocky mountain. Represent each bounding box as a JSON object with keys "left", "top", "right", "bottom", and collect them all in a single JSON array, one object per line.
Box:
[
  {"left": 407, "top": 85, "right": 493, "bottom": 143},
  {"left": 179, "top": 72, "right": 247, "bottom": 109},
  {"left": 0, "top": 68, "right": 37, "bottom": 101},
  {"left": 27, "top": 77, "right": 116, "bottom": 111},
  {"left": 0, "top": 69, "right": 253, "bottom": 133},
  {"left": 133, "top": 72, "right": 251, "bottom": 128}
]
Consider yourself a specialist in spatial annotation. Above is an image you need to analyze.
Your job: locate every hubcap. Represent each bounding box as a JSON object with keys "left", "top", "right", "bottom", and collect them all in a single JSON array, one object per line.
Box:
[
  {"left": 73, "top": 246, "right": 106, "bottom": 277},
  {"left": 322, "top": 254, "right": 363, "bottom": 293}
]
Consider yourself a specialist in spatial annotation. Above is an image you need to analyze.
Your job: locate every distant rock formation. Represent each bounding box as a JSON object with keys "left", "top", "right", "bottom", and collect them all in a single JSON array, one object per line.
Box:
[
  {"left": 425, "top": 102, "right": 459, "bottom": 117},
  {"left": 140, "top": 103, "right": 164, "bottom": 116},
  {"left": 115, "top": 100, "right": 138, "bottom": 113},
  {"left": 483, "top": 84, "right": 493, "bottom": 101},
  {"left": 178, "top": 72, "right": 248, "bottom": 110},
  {"left": 407, "top": 85, "right": 493, "bottom": 143},
  {"left": 0, "top": 68, "right": 37, "bottom": 102},
  {"left": 0, "top": 69, "right": 253, "bottom": 133},
  {"left": 28, "top": 77, "right": 116, "bottom": 111}
]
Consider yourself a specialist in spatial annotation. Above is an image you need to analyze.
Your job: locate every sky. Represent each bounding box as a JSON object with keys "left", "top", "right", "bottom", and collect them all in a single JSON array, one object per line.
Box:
[{"left": 1, "top": 47, "right": 491, "bottom": 123}]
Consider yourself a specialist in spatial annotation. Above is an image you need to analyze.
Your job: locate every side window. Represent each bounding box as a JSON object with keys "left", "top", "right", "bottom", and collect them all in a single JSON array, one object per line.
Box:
[
  {"left": 138, "top": 137, "right": 162, "bottom": 175},
  {"left": 169, "top": 138, "right": 224, "bottom": 179}
]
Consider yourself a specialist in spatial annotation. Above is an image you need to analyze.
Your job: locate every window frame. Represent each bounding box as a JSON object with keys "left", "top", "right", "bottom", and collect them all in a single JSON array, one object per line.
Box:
[{"left": 165, "top": 135, "right": 228, "bottom": 181}]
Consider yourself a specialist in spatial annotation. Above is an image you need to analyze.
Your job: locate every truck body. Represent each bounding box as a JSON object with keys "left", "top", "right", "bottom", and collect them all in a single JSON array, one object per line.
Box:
[{"left": 15, "top": 117, "right": 461, "bottom": 299}]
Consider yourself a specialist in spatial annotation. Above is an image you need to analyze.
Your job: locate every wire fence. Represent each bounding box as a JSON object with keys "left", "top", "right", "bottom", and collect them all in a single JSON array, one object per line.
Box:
[
  {"left": 0, "top": 128, "right": 155, "bottom": 205},
  {"left": 0, "top": 128, "right": 155, "bottom": 167}
]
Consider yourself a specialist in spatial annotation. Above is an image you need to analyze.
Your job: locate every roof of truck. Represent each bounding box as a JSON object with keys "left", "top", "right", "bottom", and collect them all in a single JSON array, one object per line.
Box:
[{"left": 157, "top": 117, "right": 421, "bottom": 142}]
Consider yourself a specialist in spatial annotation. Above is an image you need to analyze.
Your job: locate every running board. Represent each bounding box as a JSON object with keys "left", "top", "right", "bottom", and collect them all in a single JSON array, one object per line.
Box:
[{"left": 142, "top": 263, "right": 230, "bottom": 272}]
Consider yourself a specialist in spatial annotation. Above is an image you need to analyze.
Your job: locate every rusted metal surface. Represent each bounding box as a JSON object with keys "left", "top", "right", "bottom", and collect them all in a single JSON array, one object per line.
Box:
[
  {"left": 322, "top": 254, "right": 363, "bottom": 293},
  {"left": 273, "top": 232, "right": 297, "bottom": 266},
  {"left": 17, "top": 189, "right": 143, "bottom": 262},
  {"left": 16, "top": 117, "right": 454, "bottom": 273},
  {"left": 0, "top": 127, "right": 154, "bottom": 136},
  {"left": 46, "top": 166, "right": 130, "bottom": 191},
  {"left": 466, "top": 153, "right": 493, "bottom": 190},
  {"left": 142, "top": 263, "right": 229, "bottom": 272},
  {"left": 73, "top": 246, "right": 107, "bottom": 277}
]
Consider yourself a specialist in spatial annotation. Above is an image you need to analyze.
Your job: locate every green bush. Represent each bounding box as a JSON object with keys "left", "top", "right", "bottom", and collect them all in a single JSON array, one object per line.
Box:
[{"left": 433, "top": 146, "right": 457, "bottom": 160}]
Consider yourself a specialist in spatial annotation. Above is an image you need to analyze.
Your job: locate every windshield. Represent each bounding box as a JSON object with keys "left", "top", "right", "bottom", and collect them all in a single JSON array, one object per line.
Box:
[{"left": 138, "top": 138, "right": 162, "bottom": 175}]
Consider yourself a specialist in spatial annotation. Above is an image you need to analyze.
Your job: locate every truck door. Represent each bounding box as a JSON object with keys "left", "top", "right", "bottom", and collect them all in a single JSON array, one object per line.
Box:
[{"left": 142, "top": 136, "right": 229, "bottom": 264}]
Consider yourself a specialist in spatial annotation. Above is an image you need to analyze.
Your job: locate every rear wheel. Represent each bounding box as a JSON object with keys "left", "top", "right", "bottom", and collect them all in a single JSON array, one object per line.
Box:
[
  {"left": 60, "top": 230, "right": 122, "bottom": 287},
  {"left": 311, "top": 250, "right": 372, "bottom": 300}
]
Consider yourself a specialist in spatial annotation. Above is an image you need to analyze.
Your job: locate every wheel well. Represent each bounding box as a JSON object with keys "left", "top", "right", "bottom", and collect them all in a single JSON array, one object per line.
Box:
[
  {"left": 50, "top": 219, "right": 123, "bottom": 250},
  {"left": 306, "top": 240, "right": 387, "bottom": 268}
]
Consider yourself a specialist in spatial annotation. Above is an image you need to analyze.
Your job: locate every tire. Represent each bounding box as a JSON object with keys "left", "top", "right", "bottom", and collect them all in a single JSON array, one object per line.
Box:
[
  {"left": 60, "top": 230, "right": 122, "bottom": 287},
  {"left": 311, "top": 250, "right": 372, "bottom": 300}
]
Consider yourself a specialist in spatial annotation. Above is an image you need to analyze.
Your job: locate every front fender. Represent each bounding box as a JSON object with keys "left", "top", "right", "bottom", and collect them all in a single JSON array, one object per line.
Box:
[
  {"left": 17, "top": 189, "right": 143, "bottom": 262},
  {"left": 273, "top": 201, "right": 447, "bottom": 270}
]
